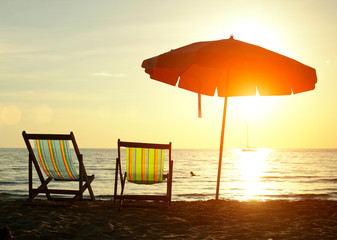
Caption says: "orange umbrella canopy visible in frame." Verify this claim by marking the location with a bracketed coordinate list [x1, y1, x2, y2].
[141, 36, 317, 200]
[142, 36, 317, 97]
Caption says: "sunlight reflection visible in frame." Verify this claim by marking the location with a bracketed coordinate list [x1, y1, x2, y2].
[1, 105, 21, 126]
[232, 148, 272, 200]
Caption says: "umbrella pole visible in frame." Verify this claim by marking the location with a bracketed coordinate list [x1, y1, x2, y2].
[215, 96, 228, 200]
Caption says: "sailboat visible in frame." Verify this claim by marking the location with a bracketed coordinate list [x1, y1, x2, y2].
[242, 125, 257, 152]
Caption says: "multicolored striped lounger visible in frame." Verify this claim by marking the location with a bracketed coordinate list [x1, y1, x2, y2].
[22, 131, 95, 202]
[114, 139, 173, 208]
[126, 147, 164, 184]
[34, 139, 79, 181]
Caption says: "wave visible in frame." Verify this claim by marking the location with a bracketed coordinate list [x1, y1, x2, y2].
[294, 178, 337, 184]
[0, 181, 22, 185]
[260, 175, 317, 180]
[278, 193, 331, 200]
[175, 193, 211, 200]
[233, 193, 332, 201]
[317, 178, 337, 183]
[0, 192, 27, 200]
[95, 194, 114, 200]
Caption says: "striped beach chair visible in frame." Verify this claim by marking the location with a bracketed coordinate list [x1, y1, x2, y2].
[114, 139, 173, 207]
[22, 131, 95, 202]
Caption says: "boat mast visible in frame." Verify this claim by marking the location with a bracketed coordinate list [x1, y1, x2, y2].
[247, 125, 249, 148]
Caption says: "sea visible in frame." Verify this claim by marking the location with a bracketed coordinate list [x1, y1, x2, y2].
[1, 148, 337, 202]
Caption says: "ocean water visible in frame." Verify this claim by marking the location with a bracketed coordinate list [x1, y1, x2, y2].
[1, 148, 337, 201]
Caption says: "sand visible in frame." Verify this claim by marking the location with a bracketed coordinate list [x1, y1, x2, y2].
[1, 199, 337, 239]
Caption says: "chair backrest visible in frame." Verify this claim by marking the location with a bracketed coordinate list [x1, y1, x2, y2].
[23, 132, 81, 181]
[118, 140, 172, 184]
[34, 139, 79, 180]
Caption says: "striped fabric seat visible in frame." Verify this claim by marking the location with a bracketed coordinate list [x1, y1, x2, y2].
[34, 139, 79, 181]
[126, 147, 164, 184]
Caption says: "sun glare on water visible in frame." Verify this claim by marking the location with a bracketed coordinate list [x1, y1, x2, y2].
[232, 148, 272, 201]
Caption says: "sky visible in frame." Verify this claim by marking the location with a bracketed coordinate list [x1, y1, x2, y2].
[0, 0, 336, 149]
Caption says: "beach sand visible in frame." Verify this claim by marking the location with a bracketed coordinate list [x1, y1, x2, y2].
[1, 199, 337, 239]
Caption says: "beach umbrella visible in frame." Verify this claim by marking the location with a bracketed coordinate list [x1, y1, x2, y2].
[141, 35, 317, 200]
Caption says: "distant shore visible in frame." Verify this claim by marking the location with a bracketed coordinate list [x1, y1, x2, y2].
[1, 199, 337, 239]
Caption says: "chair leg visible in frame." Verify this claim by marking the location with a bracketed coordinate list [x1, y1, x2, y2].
[119, 172, 127, 210]
[167, 160, 173, 206]
[78, 154, 95, 201]
[82, 175, 95, 200]
[114, 158, 119, 205]
[28, 153, 53, 201]
[79, 155, 84, 200]
[27, 177, 53, 201]
[29, 155, 33, 199]
[87, 178, 95, 201]
[82, 173, 95, 201]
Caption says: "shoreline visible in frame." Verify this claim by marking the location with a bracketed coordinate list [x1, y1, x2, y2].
[1, 199, 337, 239]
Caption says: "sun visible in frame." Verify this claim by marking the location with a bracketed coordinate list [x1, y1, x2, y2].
[243, 95, 262, 120]
[233, 94, 266, 122]
[212, 18, 289, 57]
[205, 17, 291, 124]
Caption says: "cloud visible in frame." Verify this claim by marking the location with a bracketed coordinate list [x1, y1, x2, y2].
[1, 105, 22, 126]
[91, 72, 125, 78]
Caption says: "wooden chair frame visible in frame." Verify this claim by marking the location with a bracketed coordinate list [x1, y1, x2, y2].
[22, 131, 95, 202]
[114, 139, 173, 207]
